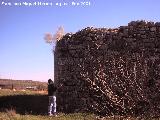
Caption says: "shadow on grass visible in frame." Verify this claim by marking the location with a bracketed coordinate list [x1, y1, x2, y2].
[0, 95, 48, 115]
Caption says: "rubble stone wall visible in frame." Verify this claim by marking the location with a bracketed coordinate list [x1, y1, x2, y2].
[54, 20, 160, 117]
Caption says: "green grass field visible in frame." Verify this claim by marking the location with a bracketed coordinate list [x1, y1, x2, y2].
[0, 89, 160, 120]
[2, 111, 160, 120]
[0, 89, 47, 96]
[0, 111, 96, 120]
[0, 89, 97, 120]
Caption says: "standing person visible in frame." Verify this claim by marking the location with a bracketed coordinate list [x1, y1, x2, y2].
[48, 79, 57, 116]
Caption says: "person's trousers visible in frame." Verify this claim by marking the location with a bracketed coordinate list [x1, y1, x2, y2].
[48, 96, 56, 115]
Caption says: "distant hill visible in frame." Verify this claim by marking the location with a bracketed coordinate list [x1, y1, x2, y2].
[0, 79, 47, 90]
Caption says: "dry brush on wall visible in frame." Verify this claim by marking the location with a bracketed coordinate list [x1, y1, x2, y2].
[54, 20, 160, 117]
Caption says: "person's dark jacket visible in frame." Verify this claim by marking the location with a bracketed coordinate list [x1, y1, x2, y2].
[48, 83, 57, 96]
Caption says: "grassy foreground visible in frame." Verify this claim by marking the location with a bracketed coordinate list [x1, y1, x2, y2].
[1, 89, 160, 120]
[0, 111, 150, 120]
[0, 111, 96, 120]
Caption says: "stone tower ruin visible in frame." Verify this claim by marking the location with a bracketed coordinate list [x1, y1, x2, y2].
[54, 20, 160, 117]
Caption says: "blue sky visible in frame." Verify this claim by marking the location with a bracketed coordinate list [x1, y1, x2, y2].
[0, 0, 160, 82]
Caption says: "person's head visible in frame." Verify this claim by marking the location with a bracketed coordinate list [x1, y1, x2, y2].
[48, 79, 53, 84]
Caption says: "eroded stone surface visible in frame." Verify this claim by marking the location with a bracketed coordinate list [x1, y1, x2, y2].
[54, 20, 160, 117]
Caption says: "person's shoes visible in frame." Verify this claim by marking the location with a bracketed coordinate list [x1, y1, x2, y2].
[53, 112, 57, 117]
[49, 114, 53, 116]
